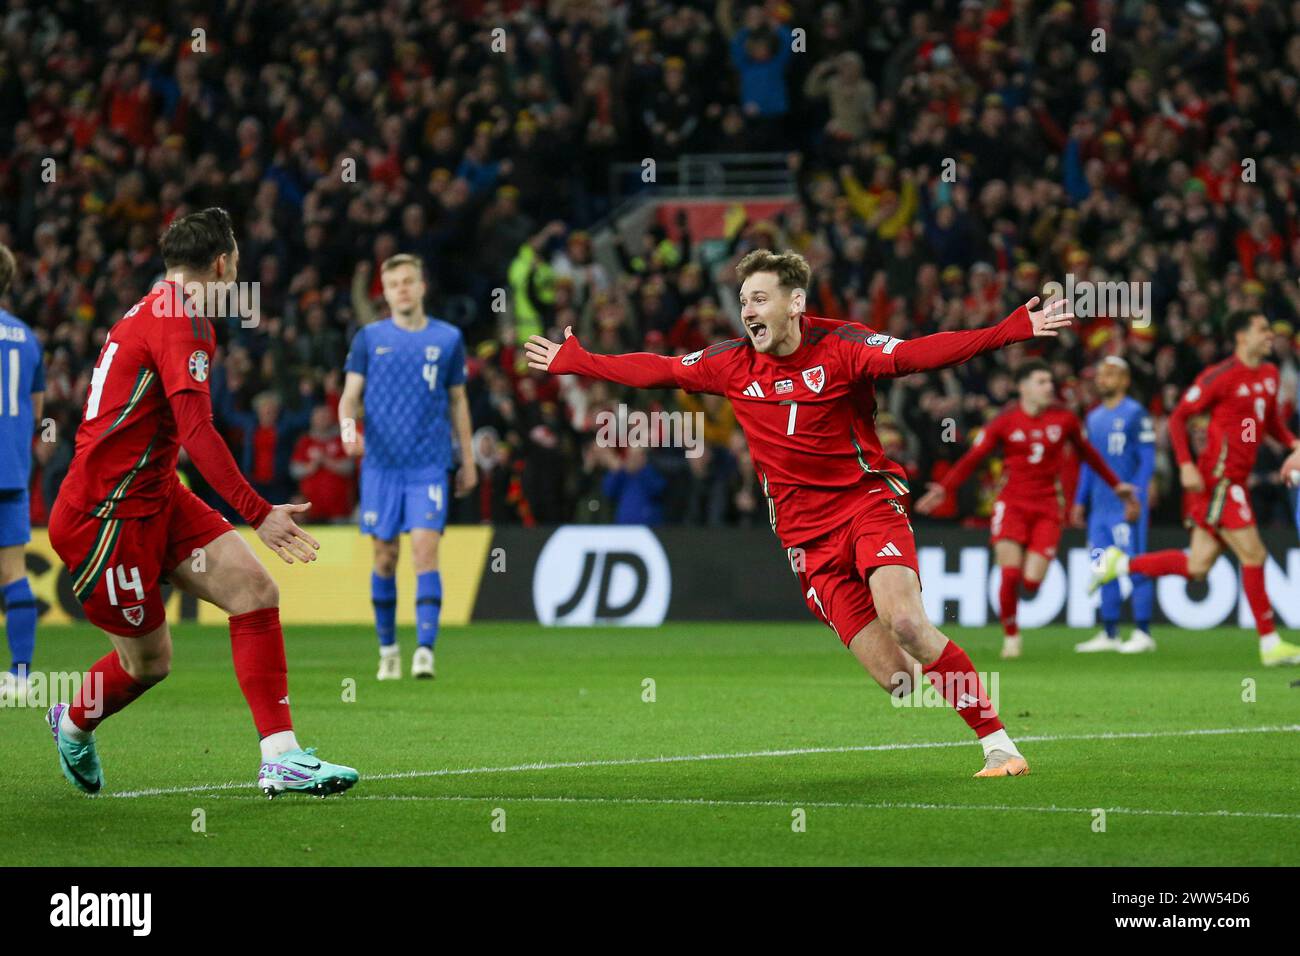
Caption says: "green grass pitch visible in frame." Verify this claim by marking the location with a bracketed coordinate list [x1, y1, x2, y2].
[4, 622, 1298, 866]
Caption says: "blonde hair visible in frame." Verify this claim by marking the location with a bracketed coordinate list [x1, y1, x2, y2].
[381, 253, 423, 275]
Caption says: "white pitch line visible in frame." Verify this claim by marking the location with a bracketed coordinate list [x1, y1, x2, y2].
[107, 724, 1300, 800]
[202, 792, 1300, 822]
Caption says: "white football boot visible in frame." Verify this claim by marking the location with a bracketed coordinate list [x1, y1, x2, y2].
[1075, 631, 1122, 653]
[377, 645, 401, 680]
[1000, 635, 1023, 659]
[1118, 629, 1157, 654]
[412, 646, 436, 680]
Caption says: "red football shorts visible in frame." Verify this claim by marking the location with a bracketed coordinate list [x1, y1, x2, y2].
[49, 483, 234, 636]
[792, 490, 919, 647]
[989, 496, 1063, 559]
[1184, 476, 1255, 537]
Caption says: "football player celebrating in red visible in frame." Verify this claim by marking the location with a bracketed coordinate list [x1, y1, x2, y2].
[526, 249, 1075, 778]
[916, 362, 1138, 659]
[1092, 311, 1300, 666]
[46, 208, 358, 797]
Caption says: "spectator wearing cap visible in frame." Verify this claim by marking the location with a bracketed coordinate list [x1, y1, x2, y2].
[623, 29, 665, 146]
[508, 112, 568, 223]
[642, 57, 702, 159]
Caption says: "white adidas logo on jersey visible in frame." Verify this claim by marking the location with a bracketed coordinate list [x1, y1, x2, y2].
[742, 381, 765, 398]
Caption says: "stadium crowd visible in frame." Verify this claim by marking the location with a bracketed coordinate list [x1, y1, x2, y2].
[3, 0, 1300, 531]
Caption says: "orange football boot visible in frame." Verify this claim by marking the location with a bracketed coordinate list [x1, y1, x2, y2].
[974, 749, 1030, 777]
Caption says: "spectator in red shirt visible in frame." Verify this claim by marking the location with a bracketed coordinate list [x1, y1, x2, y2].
[290, 406, 356, 523]
[1236, 213, 1284, 280]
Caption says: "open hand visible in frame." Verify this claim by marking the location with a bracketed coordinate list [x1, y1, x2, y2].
[1024, 295, 1074, 337]
[256, 503, 320, 564]
[525, 326, 574, 373]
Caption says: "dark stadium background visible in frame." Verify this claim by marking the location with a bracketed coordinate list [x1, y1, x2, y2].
[3, 0, 1299, 534]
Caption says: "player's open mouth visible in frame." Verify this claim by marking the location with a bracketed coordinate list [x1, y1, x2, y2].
[747, 322, 768, 344]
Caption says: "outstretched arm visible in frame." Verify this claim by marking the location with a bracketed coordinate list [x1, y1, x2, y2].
[856, 298, 1073, 379]
[526, 327, 722, 393]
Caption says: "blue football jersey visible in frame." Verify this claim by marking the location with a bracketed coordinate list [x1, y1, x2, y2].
[344, 317, 466, 478]
[0, 309, 44, 491]
[1076, 396, 1154, 514]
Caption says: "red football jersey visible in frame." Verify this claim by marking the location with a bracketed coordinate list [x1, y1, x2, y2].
[1169, 357, 1296, 485]
[553, 307, 1035, 547]
[60, 281, 217, 519]
[940, 403, 1120, 509]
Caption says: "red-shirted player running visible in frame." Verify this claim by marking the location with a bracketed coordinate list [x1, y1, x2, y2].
[1092, 311, 1300, 666]
[45, 208, 358, 797]
[526, 249, 1077, 778]
[915, 361, 1137, 659]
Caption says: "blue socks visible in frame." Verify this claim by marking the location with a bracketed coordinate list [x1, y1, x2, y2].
[1099, 578, 1122, 639]
[372, 571, 442, 650]
[1131, 571, 1154, 633]
[416, 571, 441, 649]
[3, 577, 36, 675]
[1098, 563, 1153, 637]
[371, 573, 397, 647]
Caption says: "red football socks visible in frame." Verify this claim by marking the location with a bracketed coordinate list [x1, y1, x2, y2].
[1241, 564, 1275, 637]
[998, 565, 1021, 637]
[67, 651, 154, 732]
[230, 607, 294, 737]
[1130, 550, 1189, 578]
[924, 640, 1004, 738]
